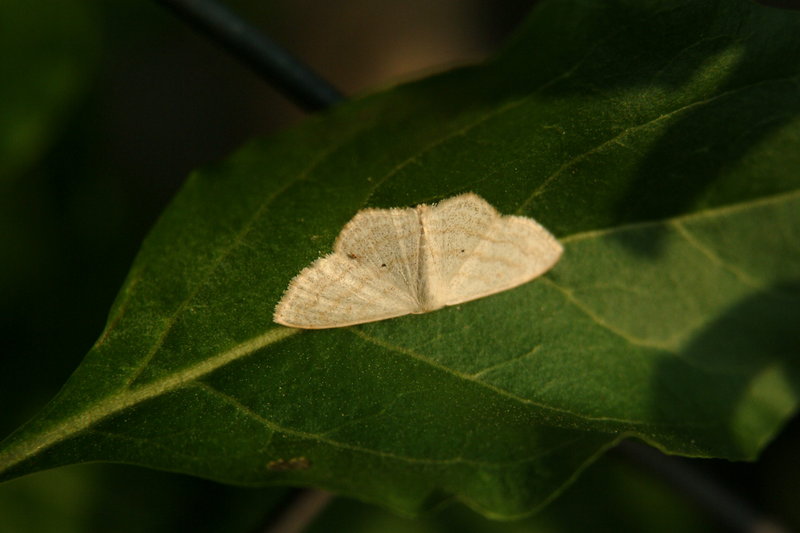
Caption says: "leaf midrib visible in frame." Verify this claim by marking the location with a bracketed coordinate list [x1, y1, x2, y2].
[4, 30, 799, 478]
[108, 36, 800, 397]
[5, 186, 793, 478]
[117, 138, 361, 388]
[0, 327, 297, 476]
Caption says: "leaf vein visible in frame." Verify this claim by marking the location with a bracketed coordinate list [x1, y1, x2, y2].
[540, 278, 678, 351]
[470, 345, 542, 379]
[561, 188, 800, 243]
[0, 328, 298, 476]
[516, 72, 800, 214]
[349, 329, 672, 429]
[194, 381, 569, 468]
[122, 140, 356, 388]
[670, 220, 764, 289]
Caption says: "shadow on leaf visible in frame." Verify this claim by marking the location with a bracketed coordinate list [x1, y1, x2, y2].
[650, 280, 800, 458]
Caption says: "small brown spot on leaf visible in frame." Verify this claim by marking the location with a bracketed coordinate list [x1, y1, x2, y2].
[267, 456, 311, 472]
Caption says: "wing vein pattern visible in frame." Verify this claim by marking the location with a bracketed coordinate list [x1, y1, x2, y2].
[274, 193, 562, 328]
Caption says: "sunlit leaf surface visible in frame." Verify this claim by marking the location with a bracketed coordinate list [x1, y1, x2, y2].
[1, 0, 798, 518]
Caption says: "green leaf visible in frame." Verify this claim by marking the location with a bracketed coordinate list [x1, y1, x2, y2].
[2, 0, 799, 518]
[307, 454, 714, 533]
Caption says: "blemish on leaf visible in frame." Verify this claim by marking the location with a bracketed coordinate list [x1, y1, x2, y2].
[267, 456, 311, 472]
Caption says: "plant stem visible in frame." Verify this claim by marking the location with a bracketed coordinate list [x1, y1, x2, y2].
[615, 440, 793, 533]
[259, 489, 334, 533]
[154, 0, 345, 112]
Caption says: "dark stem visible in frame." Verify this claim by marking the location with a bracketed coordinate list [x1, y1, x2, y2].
[258, 489, 334, 533]
[615, 440, 793, 533]
[155, 0, 345, 112]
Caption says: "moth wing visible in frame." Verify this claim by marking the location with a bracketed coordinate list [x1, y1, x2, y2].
[274, 254, 420, 329]
[275, 207, 423, 328]
[445, 214, 563, 306]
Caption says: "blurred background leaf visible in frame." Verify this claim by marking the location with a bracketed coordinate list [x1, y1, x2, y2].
[0, 0, 99, 182]
[0, 463, 288, 533]
[0, 454, 715, 533]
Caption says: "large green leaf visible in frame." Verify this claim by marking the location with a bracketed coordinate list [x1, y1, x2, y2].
[1, 0, 799, 518]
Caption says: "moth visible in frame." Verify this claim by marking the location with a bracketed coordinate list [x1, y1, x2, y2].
[274, 193, 562, 329]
